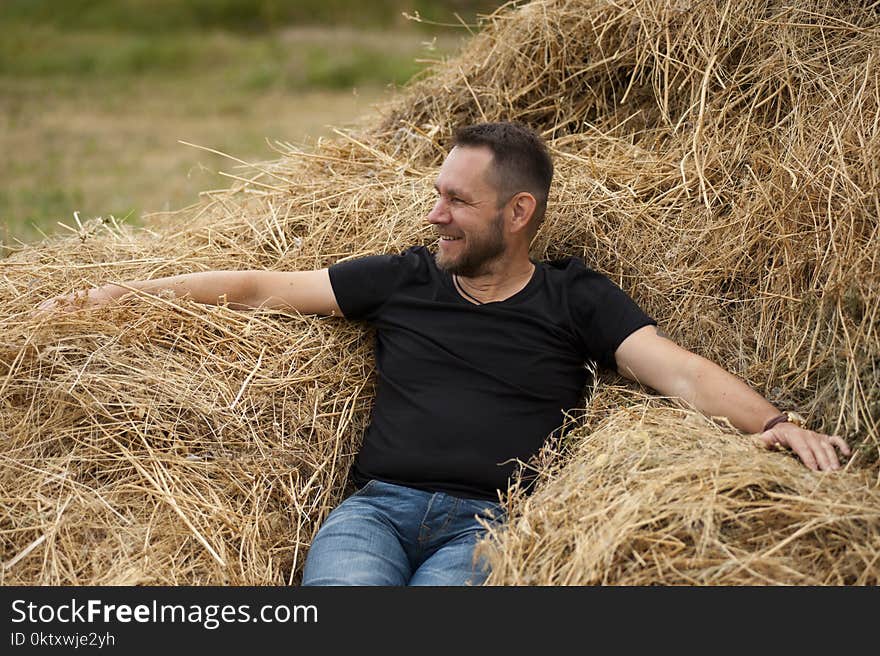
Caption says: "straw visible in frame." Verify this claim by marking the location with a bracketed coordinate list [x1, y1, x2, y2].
[2, 0, 877, 585]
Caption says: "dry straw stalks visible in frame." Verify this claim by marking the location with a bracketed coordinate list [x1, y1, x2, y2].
[2, 0, 878, 585]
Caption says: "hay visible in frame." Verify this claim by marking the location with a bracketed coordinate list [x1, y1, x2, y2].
[477, 401, 880, 585]
[2, 0, 878, 585]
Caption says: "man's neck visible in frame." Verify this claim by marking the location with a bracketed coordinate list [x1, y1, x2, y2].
[454, 255, 535, 304]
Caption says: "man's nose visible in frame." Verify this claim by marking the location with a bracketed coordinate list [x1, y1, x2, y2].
[427, 198, 449, 224]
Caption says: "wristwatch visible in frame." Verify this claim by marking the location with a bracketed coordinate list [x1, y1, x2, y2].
[762, 411, 805, 432]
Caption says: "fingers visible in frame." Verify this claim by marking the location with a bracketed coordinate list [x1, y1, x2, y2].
[828, 434, 851, 456]
[34, 289, 99, 315]
[761, 426, 851, 472]
[814, 435, 840, 471]
[804, 430, 851, 471]
[37, 297, 58, 311]
[33, 297, 64, 317]
[34, 295, 73, 316]
[788, 437, 820, 472]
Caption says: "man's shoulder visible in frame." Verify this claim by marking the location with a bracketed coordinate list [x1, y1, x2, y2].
[399, 244, 434, 274]
[401, 244, 432, 261]
[373, 244, 432, 265]
[374, 244, 436, 284]
[539, 255, 608, 283]
[327, 245, 435, 319]
[332, 245, 431, 270]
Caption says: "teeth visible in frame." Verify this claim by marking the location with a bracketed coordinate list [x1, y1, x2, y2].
[440, 236, 461, 241]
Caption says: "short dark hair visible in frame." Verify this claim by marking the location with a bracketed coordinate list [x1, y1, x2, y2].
[453, 122, 554, 227]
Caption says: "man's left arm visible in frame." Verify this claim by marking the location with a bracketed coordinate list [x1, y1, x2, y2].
[614, 325, 851, 471]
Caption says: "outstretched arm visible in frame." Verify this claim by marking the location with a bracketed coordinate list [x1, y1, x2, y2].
[613, 325, 850, 471]
[37, 269, 344, 317]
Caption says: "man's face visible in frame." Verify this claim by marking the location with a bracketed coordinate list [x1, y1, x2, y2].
[428, 146, 507, 277]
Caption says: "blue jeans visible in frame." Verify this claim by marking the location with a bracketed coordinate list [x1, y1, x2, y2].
[301, 479, 505, 586]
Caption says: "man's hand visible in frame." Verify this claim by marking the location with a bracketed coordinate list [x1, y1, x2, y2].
[758, 422, 851, 472]
[616, 325, 853, 473]
[36, 286, 121, 315]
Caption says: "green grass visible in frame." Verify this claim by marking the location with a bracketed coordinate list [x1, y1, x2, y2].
[0, 28, 466, 246]
[0, 1, 502, 247]
[0, 26, 434, 87]
[0, 0, 502, 32]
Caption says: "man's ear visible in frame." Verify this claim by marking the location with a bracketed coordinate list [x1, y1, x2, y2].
[507, 192, 537, 234]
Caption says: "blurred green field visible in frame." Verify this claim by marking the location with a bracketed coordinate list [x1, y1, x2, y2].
[1, 0, 501, 31]
[0, 0, 502, 249]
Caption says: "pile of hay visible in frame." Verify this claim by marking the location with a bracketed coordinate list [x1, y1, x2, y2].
[2, 0, 878, 585]
[478, 398, 880, 585]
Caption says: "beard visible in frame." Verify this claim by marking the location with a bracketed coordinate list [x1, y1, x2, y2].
[434, 211, 506, 277]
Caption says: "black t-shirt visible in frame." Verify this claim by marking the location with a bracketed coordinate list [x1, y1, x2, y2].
[328, 245, 655, 500]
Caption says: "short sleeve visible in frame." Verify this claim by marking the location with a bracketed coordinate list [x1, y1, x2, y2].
[328, 248, 422, 321]
[568, 263, 656, 371]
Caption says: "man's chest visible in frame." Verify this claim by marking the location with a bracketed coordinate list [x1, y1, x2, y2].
[372, 301, 588, 397]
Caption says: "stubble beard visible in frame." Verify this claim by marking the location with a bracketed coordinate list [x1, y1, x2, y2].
[435, 211, 506, 278]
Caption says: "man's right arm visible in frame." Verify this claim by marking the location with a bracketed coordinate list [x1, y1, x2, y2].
[37, 269, 344, 317]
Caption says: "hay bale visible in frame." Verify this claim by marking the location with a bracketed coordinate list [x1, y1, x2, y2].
[477, 403, 880, 585]
[2, 0, 878, 584]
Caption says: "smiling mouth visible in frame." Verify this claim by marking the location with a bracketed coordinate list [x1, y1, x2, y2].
[439, 235, 462, 241]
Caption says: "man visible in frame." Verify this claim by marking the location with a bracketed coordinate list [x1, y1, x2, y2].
[39, 122, 850, 586]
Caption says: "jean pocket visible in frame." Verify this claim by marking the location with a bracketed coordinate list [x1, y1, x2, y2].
[468, 500, 505, 525]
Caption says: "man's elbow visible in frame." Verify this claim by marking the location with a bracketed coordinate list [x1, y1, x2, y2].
[216, 271, 261, 308]
[626, 348, 704, 405]
[667, 352, 715, 408]
[616, 329, 701, 402]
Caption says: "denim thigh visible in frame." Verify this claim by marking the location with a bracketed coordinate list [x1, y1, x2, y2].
[301, 480, 413, 586]
[301, 480, 504, 586]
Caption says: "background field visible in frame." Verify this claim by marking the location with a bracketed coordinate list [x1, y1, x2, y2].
[0, 0, 503, 249]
